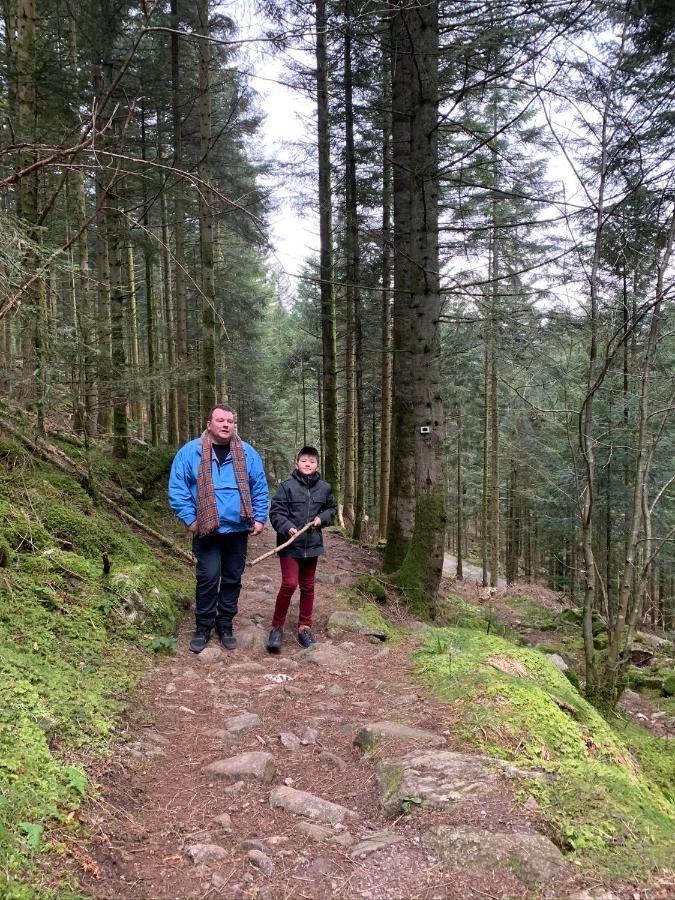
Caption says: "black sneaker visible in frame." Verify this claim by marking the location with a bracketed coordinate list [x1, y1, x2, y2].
[189, 625, 211, 653]
[217, 626, 237, 651]
[297, 628, 316, 649]
[267, 627, 283, 652]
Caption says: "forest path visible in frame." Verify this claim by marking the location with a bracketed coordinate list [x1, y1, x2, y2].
[63, 531, 583, 899]
[443, 553, 507, 587]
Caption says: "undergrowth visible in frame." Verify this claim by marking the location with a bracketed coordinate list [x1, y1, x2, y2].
[416, 627, 675, 880]
[0, 436, 190, 896]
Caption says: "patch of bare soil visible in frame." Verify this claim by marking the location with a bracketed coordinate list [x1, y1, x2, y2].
[49, 533, 655, 899]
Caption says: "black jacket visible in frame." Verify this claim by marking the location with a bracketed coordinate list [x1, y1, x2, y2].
[269, 470, 337, 558]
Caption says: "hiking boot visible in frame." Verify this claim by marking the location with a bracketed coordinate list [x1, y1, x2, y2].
[217, 625, 237, 651]
[297, 628, 316, 649]
[266, 627, 283, 652]
[189, 625, 211, 653]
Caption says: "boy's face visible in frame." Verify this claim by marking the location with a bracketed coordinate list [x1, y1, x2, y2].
[296, 454, 319, 476]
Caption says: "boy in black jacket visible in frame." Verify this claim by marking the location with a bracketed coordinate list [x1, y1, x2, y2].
[267, 447, 337, 651]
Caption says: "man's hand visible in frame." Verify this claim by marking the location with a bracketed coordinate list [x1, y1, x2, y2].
[310, 516, 321, 528]
[250, 521, 264, 536]
[187, 521, 199, 535]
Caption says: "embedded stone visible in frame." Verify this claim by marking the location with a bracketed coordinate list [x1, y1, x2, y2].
[350, 831, 405, 859]
[204, 752, 275, 783]
[423, 826, 567, 886]
[546, 653, 569, 672]
[375, 749, 540, 815]
[195, 646, 223, 664]
[326, 610, 387, 641]
[354, 721, 444, 753]
[225, 712, 261, 735]
[270, 786, 356, 825]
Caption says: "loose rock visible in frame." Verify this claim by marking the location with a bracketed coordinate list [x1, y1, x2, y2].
[279, 731, 302, 750]
[187, 843, 228, 866]
[213, 813, 232, 832]
[246, 849, 274, 876]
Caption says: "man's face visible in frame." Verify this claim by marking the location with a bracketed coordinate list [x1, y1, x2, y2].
[295, 454, 319, 476]
[207, 409, 236, 444]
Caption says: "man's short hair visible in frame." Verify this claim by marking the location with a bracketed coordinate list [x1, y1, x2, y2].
[207, 404, 235, 421]
[297, 445, 319, 461]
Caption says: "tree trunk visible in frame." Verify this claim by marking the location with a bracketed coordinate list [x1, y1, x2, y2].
[393, 0, 446, 614]
[171, 0, 189, 441]
[314, 0, 340, 495]
[197, 0, 217, 416]
[126, 244, 144, 438]
[383, 0, 415, 572]
[378, 39, 393, 540]
[456, 402, 464, 580]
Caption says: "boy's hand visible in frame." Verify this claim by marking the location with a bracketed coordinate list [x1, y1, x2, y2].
[310, 516, 321, 528]
[289, 527, 298, 536]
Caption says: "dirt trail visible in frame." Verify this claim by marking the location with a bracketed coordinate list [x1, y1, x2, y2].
[58, 532, 587, 899]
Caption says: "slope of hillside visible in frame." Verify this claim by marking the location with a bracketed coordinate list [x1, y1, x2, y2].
[0, 427, 191, 897]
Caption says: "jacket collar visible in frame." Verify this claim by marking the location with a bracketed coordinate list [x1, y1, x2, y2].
[292, 469, 320, 488]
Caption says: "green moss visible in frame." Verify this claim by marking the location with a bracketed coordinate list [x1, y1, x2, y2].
[663, 674, 675, 697]
[352, 574, 387, 602]
[501, 595, 558, 630]
[394, 487, 445, 616]
[437, 593, 489, 629]
[415, 627, 675, 878]
[0, 440, 192, 893]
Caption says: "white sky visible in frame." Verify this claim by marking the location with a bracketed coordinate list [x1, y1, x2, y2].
[226, 0, 318, 290]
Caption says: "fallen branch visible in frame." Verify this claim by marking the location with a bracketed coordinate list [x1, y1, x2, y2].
[248, 522, 312, 567]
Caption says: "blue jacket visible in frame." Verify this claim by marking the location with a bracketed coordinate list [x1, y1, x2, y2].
[168, 439, 269, 533]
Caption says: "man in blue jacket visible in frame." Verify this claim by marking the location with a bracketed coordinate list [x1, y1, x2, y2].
[168, 405, 269, 653]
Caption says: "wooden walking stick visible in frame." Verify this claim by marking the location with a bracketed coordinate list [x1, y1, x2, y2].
[248, 521, 313, 567]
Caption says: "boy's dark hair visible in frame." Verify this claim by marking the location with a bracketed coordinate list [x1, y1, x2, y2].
[207, 404, 235, 420]
[296, 446, 319, 461]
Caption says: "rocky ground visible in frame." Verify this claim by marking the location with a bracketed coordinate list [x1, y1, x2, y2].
[53, 531, 666, 900]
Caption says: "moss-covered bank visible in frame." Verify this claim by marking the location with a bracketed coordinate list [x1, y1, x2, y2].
[416, 627, 675, 880]
[0, 436, 190, 896]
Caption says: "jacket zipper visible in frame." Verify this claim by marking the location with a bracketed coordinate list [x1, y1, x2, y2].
[304, 484, 311, 557]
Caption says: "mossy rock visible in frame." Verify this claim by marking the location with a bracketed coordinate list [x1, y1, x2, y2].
[415, 627, 675, 878]
[560, 608, 582, 625]
[663, 674, 675, 697]
[627, 668, 665, 692]
[353, 574, 387, 603]
[593, 633, 608, 650]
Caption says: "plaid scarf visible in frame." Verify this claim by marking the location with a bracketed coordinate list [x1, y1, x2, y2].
[196, 431, 255, 538]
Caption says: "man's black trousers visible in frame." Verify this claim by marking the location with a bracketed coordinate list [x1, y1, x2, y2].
[192, 531, 248, 630]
